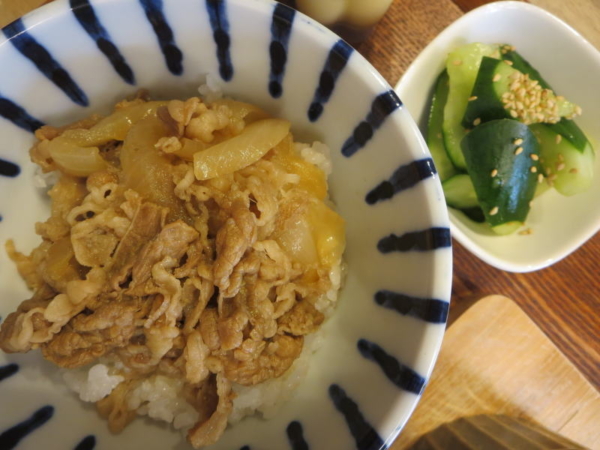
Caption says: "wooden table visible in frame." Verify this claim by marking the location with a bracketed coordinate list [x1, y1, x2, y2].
[1, 0, 599, 412]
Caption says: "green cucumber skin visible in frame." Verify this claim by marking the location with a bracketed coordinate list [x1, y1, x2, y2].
[531, 124, 595, 196]
[461, 119, 540, 230]
[427, 70, 457, 181]
[460, 207, 486, 223]
[502, 50, 550, 89]
[442, 174, 478, 209]
[443, 43, 499, 169]
[462, 57, 514, 128]
[543, 119, 590, 152]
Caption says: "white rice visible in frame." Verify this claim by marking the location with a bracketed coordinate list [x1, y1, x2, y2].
[296, 141, 333, 176]
[197, 73, 224, 103]
[63, 363, 124, 403]
[33, 166, 59, 189]
[127, 374, 198, 430]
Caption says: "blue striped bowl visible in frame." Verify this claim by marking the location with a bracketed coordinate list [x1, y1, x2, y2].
[0, 1, 452, 449]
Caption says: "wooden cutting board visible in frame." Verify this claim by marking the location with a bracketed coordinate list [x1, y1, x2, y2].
[391, 295, 600, 449]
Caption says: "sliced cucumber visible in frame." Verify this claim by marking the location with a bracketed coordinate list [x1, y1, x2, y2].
[463, 57, 579, 127]
[544, 118, 590, 151]
[501, 47, 550, 89]
[501, 48, 590, 151]
[461, 119, 541, 235]
[443, 43, 500, 169]
[502, 47, 595, 196]
[427, 70, 456, 181]
[433, 42, 594, 216]
[443, 174, 478, 209]
[460, 207, 486, 223]
[530, 123, 595, 196]
[461, 57, 514, 127]
[445, 168, 548, 225]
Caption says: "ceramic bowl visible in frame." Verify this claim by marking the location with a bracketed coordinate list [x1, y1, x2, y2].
[395, 1, 600, 272]
[0, 0, 451, 449]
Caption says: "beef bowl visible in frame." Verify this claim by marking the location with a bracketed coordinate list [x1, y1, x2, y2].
[0, 0, 451, 448]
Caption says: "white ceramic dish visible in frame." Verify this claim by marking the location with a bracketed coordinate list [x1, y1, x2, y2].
[0, 0, 451, 449]
[395, 1, 600, 273]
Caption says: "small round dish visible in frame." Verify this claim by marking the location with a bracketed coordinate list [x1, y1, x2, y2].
[0, 0, 451, 449]
[395, 1, 600, 273]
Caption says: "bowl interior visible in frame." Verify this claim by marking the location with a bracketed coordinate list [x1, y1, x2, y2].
[0, 0, 451, 448]
[395, 1, 600, 272]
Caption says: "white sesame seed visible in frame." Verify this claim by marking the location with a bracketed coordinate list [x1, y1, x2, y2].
[491, 169, 498, 177]
[510, 110, 518, 118]
[569, 168, 578, 174]
[530, 154, 539, 161]
[504, 60, 514, 66]
[556, 163, 566, 171]
[557, 153, 564, 161]
[489, 206, 499, 216]
[473, 118, 481, 126]
[468, 96, 478, 101]
[514, 138, 524, 145]
[453, 59, 463, 66]
[493, 74, 502, 82]
[537, 173, 544, 183]
[515, 147, 524, 155]
[530, 166, 537, 173]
